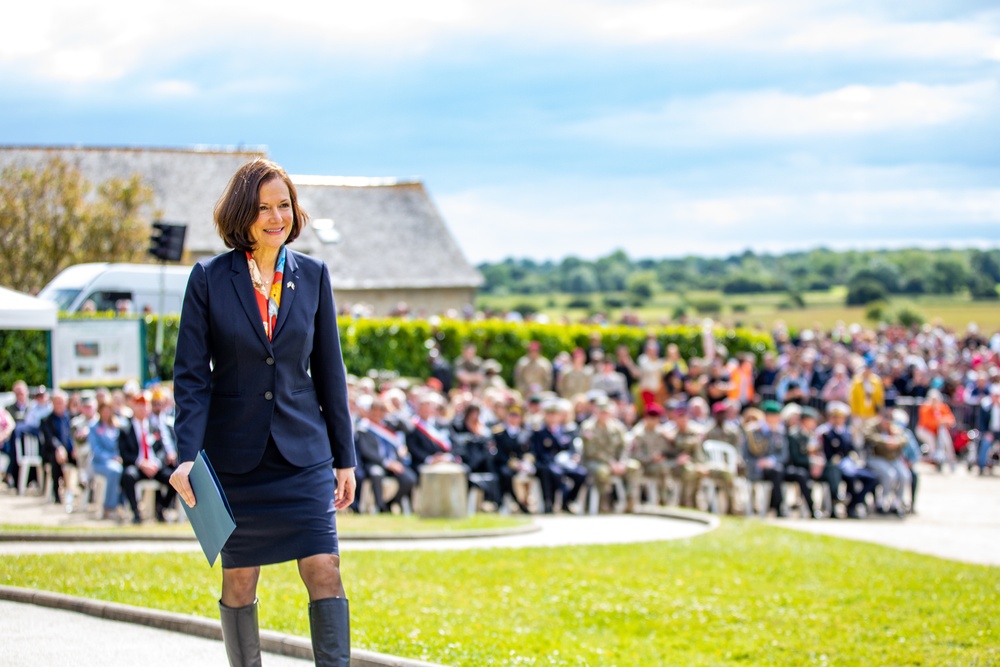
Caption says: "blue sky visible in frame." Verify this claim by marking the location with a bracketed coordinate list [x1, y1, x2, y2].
[2, 0, 999, 262]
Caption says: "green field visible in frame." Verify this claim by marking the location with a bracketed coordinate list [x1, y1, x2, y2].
[479, 289, 1000, 332]
[3, 520, 997, 666]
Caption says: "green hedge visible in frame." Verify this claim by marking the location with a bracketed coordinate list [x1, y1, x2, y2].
[338, 319, 774, 382]
[0, 330, 49, 391]
[7, 317, 774, 389]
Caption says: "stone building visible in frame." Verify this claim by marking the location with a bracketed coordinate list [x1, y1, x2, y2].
[0, 145, 482, 315]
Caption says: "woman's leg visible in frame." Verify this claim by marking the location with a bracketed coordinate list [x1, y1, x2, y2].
[222, 567, 260, 608]
[298, 554, 345, 601]
[299, 554, 350, 667]
[93, 460, 122, 513]
[220, 567, 262, 667]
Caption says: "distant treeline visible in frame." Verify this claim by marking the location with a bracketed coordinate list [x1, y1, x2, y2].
[477, 247, 1000, 304]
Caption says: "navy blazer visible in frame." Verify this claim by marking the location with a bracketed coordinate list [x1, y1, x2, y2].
[173, 249, 356, 474]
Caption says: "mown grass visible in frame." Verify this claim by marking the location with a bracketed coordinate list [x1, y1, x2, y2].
[0, 513, 530, 536]
[2, 520, 997, 666]
[479, 290, 1000, 331]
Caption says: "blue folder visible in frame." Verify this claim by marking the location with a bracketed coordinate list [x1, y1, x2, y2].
[182, 451, 236, 567]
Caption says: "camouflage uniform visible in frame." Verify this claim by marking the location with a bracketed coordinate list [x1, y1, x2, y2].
[580, 416, 642, 505]
[514, 356, 554, 397]
[703, 421, 741, 514]
[668, 422, 708, 508]
[629, 422, 673, 481]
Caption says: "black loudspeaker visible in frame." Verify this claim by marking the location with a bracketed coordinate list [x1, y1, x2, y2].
[148, 222, 187, 262]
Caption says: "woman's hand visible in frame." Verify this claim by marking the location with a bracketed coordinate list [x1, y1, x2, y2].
[170, 461, 197, 508]
[334, 467, 356, 510]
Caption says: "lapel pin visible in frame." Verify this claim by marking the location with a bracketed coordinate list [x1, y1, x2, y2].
[287, 281, 295, 290]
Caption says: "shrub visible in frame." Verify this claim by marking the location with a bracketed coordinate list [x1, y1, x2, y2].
[510, 302, 539, 316]
[865, 302, 888, 323]
[14, 316, 776, 391]
[895, 307, 925, 328]
[688, 299, 722, 314]
[566, 297, 592, 309]
[0, 330, 49, 390]
[731, 303, 748, 313]
[602, 295, 627, 309]
[846, 279, 889, 306]
[338, 319, 775, 381]
[969, 276, 999, 301]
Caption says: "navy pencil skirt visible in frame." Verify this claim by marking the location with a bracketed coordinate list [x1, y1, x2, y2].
[216, 435, 338, 569]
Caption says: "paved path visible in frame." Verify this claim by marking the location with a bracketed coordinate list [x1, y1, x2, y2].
[768, 462, 1000, 566]
[2, 599, 313, 666]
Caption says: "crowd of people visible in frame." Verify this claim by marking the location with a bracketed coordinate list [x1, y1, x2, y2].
[1, 381, 179, 522]
[348, 319, 1000, 519]
[3, 319, 999, 521]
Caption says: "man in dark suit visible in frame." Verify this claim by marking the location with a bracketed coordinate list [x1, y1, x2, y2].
[406, 393, 455, 473]
[120, 392, 177, 523]
[40, 389, 76, 506]
[492, 403, 534, 514]
[356, 398, 416, 512]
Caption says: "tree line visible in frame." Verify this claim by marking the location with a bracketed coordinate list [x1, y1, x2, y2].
[478, 247, 1000, 305]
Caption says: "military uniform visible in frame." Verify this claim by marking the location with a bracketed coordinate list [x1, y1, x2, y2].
[742, 424, 786, 514]
[530, 422, 586, 513]
[514, 356, 554, 397]
[557, 367, 593, 399]
[704, 421, 742, 514]
[864, 419, 910, 515]
[817, 421, 878, 518]
[580, 416, 641, 509]
[629, 421, 672, 489]
[667, 421, 708, 508]
[784, 427, 817, 517]
[493, 422, 534, 513]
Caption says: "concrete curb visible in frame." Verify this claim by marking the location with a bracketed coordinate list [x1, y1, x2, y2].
[0, 585, 446, 667]
[0, 522, 541, 544]
[633, 505, 722, 531]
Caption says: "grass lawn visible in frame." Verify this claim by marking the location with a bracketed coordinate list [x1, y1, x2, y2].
[479, 290, 1000, 332]
[0, 513, 530, 537]
[2, 520, 997, 666]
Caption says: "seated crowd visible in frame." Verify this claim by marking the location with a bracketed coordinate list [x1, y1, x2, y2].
[1, 381, 180, 523]
[345, 320, 1000, 518]
[3, 320, 998, 521]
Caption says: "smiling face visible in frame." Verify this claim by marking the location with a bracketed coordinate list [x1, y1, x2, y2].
[250, 177, 293, 253]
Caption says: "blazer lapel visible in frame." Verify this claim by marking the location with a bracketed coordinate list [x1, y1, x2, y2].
[230, 250, 273, 352]
[271, 249, 297, 341]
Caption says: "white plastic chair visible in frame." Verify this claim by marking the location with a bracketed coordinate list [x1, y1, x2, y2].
[467, 472, 497, 515]
[586, 476, 627, 515]
[134, 479, 162, 522]
[15, 432, 45, 497]
[702, 440, 740, 514]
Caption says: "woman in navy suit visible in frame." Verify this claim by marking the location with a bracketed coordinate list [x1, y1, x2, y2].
[170, 158, 356, 667]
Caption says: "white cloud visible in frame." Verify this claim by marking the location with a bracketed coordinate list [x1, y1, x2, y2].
[3, 1, 998, 84]
[147, 80, 199, 98]
[438, 179, 1000, 262]
[567, 80, 998, 147]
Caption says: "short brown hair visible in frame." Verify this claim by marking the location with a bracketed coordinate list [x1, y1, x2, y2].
[214, 158, 308, 252]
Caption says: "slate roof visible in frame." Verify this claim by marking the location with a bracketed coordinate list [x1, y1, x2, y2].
[0, 146, 481, 290]
[292, 176, 483, 289]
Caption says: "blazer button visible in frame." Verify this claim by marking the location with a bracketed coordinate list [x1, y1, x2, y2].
[266, 357, 275, 365]
[264, 391, 274, 400]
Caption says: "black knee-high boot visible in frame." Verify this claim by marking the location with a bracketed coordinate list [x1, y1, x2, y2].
[309, 597, 351, 666]
[219, 599, 262, 667]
